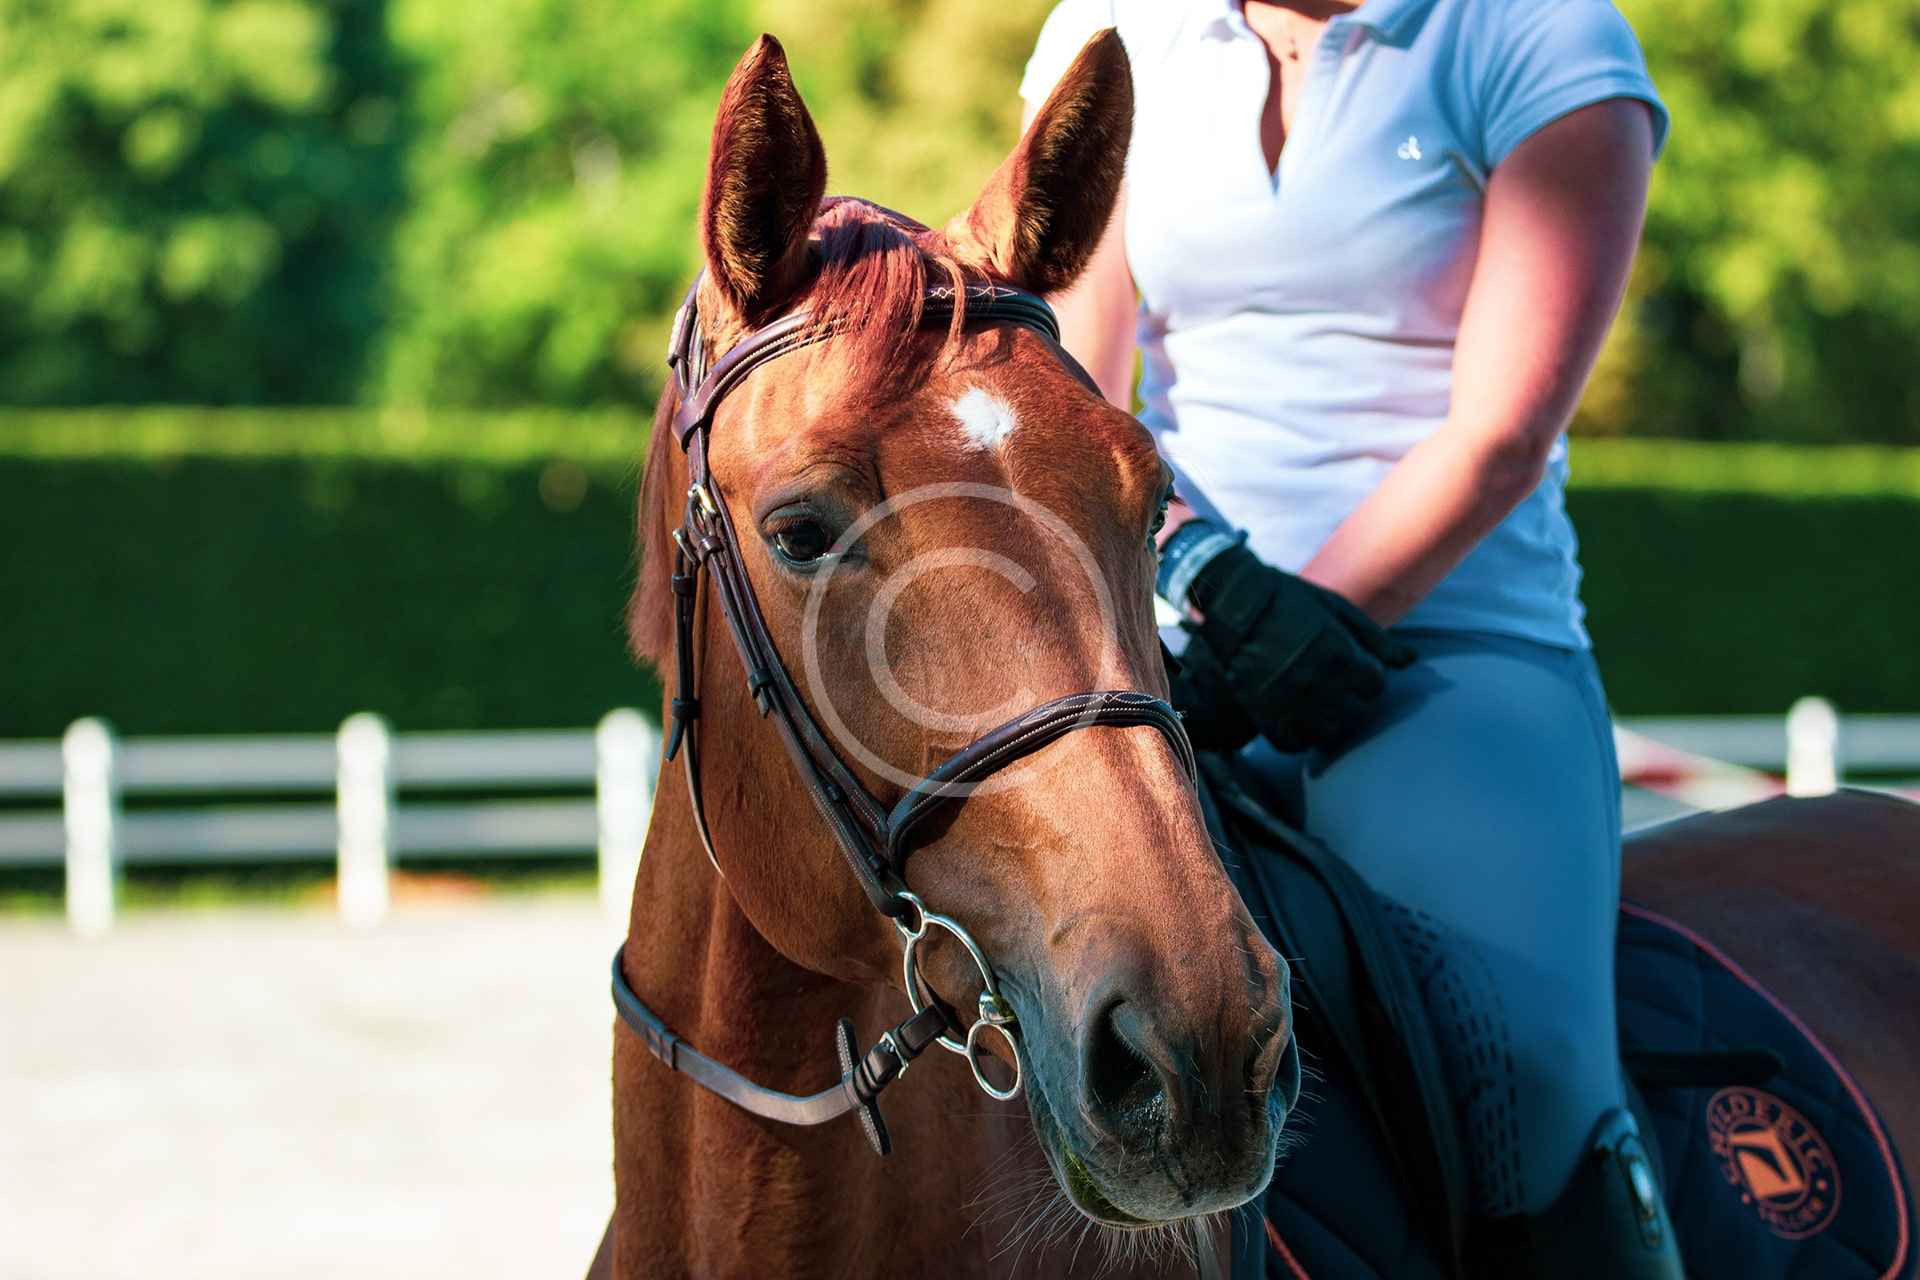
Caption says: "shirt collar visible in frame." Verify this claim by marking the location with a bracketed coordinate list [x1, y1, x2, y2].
[1199, 0, 1440, 46]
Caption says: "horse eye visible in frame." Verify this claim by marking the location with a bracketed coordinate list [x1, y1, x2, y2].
[1147, 483, 1174, 548]
[772, 519, 833, 566]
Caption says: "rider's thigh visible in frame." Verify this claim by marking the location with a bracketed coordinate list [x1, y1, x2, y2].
[1295, 629, 1620, 948]
[1245, 627, 1624, 1216]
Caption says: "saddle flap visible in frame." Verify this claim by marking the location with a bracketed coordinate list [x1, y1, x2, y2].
[1197, 757, 1470, 1279]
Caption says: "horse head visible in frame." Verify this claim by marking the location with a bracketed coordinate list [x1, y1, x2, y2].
[629, 30, 1297, 1240]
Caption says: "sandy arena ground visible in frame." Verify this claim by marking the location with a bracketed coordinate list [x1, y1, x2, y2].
[1, 898, 621, 1280]
[0, 788, 1693, 1280]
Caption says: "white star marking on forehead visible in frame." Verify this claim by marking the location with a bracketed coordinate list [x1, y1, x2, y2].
[948, 386, 1019, 452]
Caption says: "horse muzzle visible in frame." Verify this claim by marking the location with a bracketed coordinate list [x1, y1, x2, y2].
[1018, 944, 1299, 1227]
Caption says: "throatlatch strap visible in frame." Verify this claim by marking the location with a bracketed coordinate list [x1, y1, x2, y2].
[611, 951, 948, 1153]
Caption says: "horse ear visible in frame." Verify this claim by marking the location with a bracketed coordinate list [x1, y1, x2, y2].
[701, 35, 826, 320]
[945, 30, 1132, 295]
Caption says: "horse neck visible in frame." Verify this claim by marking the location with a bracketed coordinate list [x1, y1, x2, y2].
[610, 773, 1208, 1279]
[609, 568, 1198, 1275]
[611, 754, 1048, 1278]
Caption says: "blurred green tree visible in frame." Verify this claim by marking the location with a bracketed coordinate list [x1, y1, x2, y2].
[769, 0, 1054, 224]
[1586, 0, 1920, 443]
[385, 0, 1920, 445]
[376, 0, 752, 407]
[374, 0, 1050, 408]
[6, 0, 1916, 443]
[0, 0, 407, 403]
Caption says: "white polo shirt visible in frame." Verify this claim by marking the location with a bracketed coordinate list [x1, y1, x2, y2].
[1021, 0, 1667, 649]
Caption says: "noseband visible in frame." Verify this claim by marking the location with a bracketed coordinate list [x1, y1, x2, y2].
[612, 268, 1195, 1156]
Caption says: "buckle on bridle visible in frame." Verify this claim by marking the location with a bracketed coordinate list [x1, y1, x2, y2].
[666, 298, 695, 375]
[689, 481, 718, 519]
[878, 1028, 910, 1077]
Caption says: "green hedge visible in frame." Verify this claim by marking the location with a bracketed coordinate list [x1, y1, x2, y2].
[1573, 490, 1920, 716]
[1552, 438, 1920, 715]
[4, 414, 1919, 737]
[0, 412, 654, 737]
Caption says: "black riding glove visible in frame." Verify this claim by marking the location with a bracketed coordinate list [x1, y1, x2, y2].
[1185, 542, 1416, 753]
[1166, 629, 1258, 753]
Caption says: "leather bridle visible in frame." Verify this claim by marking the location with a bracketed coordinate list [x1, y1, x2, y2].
[612, 267, 1196, 1156]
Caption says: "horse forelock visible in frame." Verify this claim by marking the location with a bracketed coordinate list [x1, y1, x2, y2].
[800, 197, 976, 393]
[692, 197, 983, 398]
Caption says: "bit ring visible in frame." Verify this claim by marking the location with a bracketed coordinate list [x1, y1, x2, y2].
[892, 891, 1023, 1100]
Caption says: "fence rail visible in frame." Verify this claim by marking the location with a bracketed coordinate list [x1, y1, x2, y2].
[4, 700, 1915, 935]
[1617, 714, 1920, 774]
[0, 712, 659, 936]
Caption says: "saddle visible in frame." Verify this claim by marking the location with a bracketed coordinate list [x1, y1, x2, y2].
[1196, 757, 1915, 1280]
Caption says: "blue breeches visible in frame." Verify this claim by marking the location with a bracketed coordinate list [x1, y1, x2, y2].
[1241, 628, 1624, 1217]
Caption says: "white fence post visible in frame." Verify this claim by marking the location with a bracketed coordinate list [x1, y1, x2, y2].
[1786, 697, 1840, 798]
[62, 718, 119, 938]
[337, 713, 393, 927]
[596, 709, 658, 921]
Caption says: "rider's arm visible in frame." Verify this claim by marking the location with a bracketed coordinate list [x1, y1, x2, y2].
[1298, 98, 1655, 625]
[1022, 100, 1138, 408]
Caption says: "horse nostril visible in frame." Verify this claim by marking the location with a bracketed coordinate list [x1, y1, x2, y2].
[1272, 1030, 1302, 1112]
[1244, 956, 1294, 1101]
[1086, 999, 1163, 1120]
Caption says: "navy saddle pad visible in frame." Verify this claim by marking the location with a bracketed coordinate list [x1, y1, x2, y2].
[1243, 901, 1915, 1279]
[1617, 902, 1913, 1280]
[1221, 837, 1913, 1278]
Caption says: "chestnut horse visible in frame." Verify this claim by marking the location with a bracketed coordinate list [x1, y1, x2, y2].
[593, 28, 1920, 1280]
[603, 30, 1293, 1280]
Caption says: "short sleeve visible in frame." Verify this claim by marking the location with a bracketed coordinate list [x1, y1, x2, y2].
[1019, 0, 1119, 107]
[1480, 0, 1669, 169]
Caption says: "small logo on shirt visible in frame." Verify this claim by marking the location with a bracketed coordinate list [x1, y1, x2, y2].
[1396, 135, 1424, 161]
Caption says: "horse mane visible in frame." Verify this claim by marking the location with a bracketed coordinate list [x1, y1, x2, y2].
[627, 197, 987, 668]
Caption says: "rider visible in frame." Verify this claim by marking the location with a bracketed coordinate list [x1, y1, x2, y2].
[1021, 0, 1672, 1275]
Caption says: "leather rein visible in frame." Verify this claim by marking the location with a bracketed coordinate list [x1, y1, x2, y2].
[612, 269, 1196, 1156]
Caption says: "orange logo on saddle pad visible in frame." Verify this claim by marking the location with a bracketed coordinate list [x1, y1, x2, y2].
[1706, 1087, 1842, 1239]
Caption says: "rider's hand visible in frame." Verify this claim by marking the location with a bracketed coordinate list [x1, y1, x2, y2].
[1186, 542, 1416, 753]
[1166, 629, 1258, 752]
